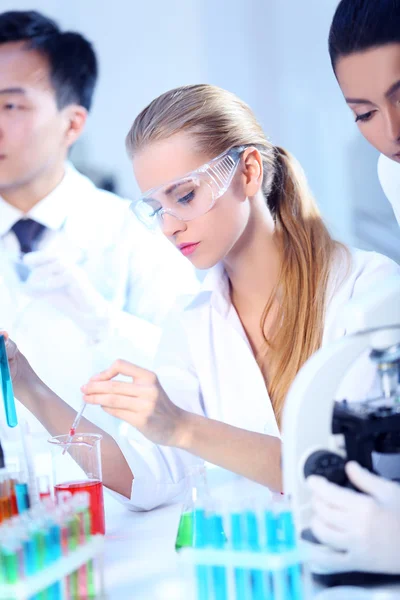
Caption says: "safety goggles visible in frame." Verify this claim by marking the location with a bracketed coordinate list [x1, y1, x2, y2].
[130, 145, 248, 229]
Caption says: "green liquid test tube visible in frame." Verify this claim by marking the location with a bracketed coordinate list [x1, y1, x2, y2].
[3, 548, 19, 585]
[68, 514, 80, 598]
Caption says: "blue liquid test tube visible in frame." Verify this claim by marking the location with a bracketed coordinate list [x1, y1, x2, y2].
[15, 482, 30, 514]
[265, 509, 290, 600]
[23, 532, 36, 577]
[193, 508, 210, 600]
[231, 512, 252, 600]
[209, 513, 228, 600]
[45, 516, 63, 600]
[245, 510, 266, 600]
[279, 511, 304, 600]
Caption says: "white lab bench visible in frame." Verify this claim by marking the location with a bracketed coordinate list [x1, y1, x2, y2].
[102, 493, 400, 600]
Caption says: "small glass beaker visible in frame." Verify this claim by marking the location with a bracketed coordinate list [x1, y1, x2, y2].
[48, 433, 105, 535]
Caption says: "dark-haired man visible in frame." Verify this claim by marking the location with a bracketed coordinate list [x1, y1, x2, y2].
[0, 11, 198, 417]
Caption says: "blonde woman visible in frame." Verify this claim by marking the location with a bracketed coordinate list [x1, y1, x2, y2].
[5, 84, 400, 510]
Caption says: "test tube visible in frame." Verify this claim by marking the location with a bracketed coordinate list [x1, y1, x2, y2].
[230, 511, 252, 600]
[0, 474, 11, 523]
[66, 503, 80, 598]
[265, 508, 291, 600]
[37, 475, 52, 503]
[19, 508, 52, 600]
[9, 476, 18, 516]
[209, 512, 228, 600]
[278, 510, 304, 600]
[73, 492, 93, 599]
[0, 531, 23, 585]
[19, 421, 39, 508]
[192, 507, 210, 600]
[0, 334, 18, 428]
[15, 477, 30, 514]
[245, 509, 266, 600]
[54, 504, 73, 599]
[19, 520, 37, 578]
[56, 504, 72, 557]
[40, 507, 63, 600]
[11, 518, 42, 600]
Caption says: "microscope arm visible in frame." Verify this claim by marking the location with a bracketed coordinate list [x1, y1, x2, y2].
[282, 276, 400, 530]
[282, 332, 369, 528]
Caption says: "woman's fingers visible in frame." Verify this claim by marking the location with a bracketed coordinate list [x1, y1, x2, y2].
[83, 387, 156, 410]
[89, 360, 157, 384]
[84, 393, 153, 412]
[81, 380, 149, 398]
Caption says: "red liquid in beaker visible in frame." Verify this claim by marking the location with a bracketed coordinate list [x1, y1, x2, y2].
[54, 480, 105, 535]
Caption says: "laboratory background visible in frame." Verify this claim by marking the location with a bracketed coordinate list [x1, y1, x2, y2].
[0, 0, 400, 599]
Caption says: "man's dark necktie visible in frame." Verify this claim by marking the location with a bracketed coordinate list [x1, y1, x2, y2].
[11, 218, 46, 255]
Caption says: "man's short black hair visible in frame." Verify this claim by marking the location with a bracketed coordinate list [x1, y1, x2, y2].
[329, 0, 400, 72]
[0, 10, 98, 110]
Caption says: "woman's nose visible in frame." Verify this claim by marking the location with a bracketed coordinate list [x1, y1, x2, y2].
[160, 212, 187, 239]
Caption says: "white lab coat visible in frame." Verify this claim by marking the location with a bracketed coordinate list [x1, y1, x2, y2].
[378, 154, 400, 227]
[116, 247, 400, 511]
[0, 165, 199, 436]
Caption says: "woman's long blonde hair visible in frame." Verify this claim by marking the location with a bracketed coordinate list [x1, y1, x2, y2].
[126, 84, 343, 425]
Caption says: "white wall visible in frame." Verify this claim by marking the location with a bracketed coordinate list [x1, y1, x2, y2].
[2, 0, 400, 260]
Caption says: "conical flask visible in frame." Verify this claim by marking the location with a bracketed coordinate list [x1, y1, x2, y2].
[175, 464, 210, 551]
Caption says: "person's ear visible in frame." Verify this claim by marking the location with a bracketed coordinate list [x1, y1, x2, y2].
[241, 147, 263, 197]
[62, 105, 88, 148]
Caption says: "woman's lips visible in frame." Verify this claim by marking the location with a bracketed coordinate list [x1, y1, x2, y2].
[178, 242, 200, 257]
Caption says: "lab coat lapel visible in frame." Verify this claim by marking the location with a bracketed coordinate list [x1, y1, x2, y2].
[184, 302, 279, 437]
[211, 308, 279, 436]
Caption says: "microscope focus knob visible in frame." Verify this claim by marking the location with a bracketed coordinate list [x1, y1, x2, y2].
[304, 450, 348, 485]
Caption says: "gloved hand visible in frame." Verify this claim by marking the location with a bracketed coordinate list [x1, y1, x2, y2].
[308, 461, 400, 574]
[23, 251, 113, 342]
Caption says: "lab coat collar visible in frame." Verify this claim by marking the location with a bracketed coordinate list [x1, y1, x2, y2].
[185, 263, 232, 318]
[0, 163, 80, 236]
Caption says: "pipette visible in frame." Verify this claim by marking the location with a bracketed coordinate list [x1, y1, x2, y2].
[63, 403, 86, 455]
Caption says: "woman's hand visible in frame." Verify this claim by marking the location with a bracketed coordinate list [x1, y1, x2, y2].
[82, 360, 189, 448]
[0, 331, 25, 384]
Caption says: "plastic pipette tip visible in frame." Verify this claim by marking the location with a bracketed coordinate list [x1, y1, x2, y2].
[63, 403, 86, 455]
[62, 429, 75, 456]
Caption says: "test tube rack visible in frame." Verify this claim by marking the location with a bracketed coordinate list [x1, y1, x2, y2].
[180, 545, 310, 600]
[0, 534, 105, 600]
[177, 504, 312, 600]
[0, 490, 106, 600]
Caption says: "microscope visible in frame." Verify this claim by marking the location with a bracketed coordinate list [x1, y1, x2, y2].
[282, 276, 400, 586]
